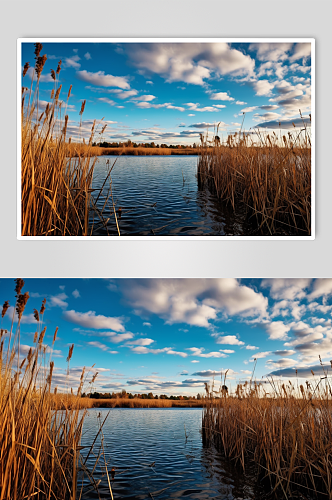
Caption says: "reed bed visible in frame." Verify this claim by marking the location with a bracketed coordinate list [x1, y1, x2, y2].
[76, 397, 202, 409]
[95, 146, 199, 156]
[197, 122, 311, 235]
[202, 369, 332, 499]
[0, 279, 110, 500]
[21, 43, 114, 236]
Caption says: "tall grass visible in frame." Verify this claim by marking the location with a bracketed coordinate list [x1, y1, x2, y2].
[76, 397, 202, 408]
[197, 121, 311, 235]
[202, 368, 332, 499]
[0, 279, 109, 500]
[21, 44, 113, 236]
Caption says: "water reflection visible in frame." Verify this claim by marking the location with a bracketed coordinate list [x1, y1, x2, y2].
[90, 156, 255, 236]
[79, 408, 256, 499]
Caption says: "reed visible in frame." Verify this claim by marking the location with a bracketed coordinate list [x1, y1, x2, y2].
[94, 146, 199, 156]
[202, 367, 332, 499]
[197, 121, 311, 235]
[75, 397, 203, 409]
[0, 279, 108, 500]
[21, 43, 112, 236]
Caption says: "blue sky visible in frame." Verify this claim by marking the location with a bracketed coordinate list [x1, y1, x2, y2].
[1, 278, 331, 396]
[21, 41, 312, 146]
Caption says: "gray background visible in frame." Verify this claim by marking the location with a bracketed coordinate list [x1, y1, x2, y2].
[1, 0, 330, 278]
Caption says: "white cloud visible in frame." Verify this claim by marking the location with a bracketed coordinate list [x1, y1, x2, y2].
[261, 278, 312, 300]
[309, 279, 332, 300]
[76, 70, 130, 89]
[209, 92, 234, 101]
[253, 80, 274, 96]
[245, 345, 259, 350]
[87, 341, 110, 351]
[49, 293, 68, 309]
[98, 97, 116, 106]
[251, 351, 271, 360]
[264, 321, 290, 340]
[64, 55, 81, 69]
[132, 95, 156, 102]
[120, 279, 268, 328]
[63, 310, 125, 332]
[235, 101, 246, 105]
[84, 52, 91, 60]
[215, 335, 244, 346]
[249, 43, 293, 61]
[126, 338, 154, 346]
[187, 347, 228, 358]
[289, 43, 311, 62]
[241, 106, 258, 113]
[126, 43, 255, 85]
[72, 289, 80, 299]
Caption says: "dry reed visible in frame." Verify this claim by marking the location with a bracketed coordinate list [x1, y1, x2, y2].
[197, 121, 311, 235]
[0, 279, 110, 499]
[21, 43, 114, 236]
[202, 367, 332, 499]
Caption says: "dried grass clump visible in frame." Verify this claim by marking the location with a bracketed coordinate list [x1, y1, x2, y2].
[197, 120, 311, 235]
[21, 43, 113, 236]
[202, 367, 332, 499]
[0, 279, 110, 500]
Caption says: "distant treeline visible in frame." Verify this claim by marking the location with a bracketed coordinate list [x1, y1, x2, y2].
[83, 390, 202, 400]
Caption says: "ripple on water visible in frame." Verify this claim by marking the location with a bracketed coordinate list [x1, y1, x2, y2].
[79, 408, 257, 499]
[90, 156, 253, 236]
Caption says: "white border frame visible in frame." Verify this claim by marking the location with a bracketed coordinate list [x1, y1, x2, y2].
[17, 37, 315, 241]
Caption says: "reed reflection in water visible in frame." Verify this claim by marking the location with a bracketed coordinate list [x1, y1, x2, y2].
[90, 156, 253, 236]
[79, 408, 256, 499]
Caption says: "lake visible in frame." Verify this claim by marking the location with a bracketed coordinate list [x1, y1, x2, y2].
[79, 408, 257, 499]
[90, 156, 253, 236]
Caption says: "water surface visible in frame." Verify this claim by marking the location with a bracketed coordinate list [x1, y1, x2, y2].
[79, 408, 257, 499]
[90, 156, 252, 236]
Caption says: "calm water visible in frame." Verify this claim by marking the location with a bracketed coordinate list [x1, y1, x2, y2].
[90, 156, 253, 236]
[79, 408, 257, 499]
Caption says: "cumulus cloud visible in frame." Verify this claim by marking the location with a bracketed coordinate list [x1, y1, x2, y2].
[289, 43, 311, 62]
[249, 43, 293, 61]
[63, 310, 125, 332]
[72, 289, 80, 299]
[98, 97, 116, 106]
[309, 279, 332, 300]
[120, 279, 268, 328]
[215, 335, 245, 346]
[209, 92, 234, 101]
[76, 70, 130, 89]
[125, 43, 255, 86]
[261, 279, 312, 300]
[264, 321, 290, 341]
[253, 80, 274, 96]
[84, 52, 91, 60]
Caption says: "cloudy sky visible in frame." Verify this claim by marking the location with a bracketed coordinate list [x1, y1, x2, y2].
[21, 41, 312, 145]
[1, 278, 331, 396]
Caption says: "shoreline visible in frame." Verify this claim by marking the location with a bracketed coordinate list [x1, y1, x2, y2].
[80, 398, 203, 409]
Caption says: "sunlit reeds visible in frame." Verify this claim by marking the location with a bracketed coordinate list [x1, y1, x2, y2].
[0, 279, 109, 499]
[202, 367, 332, 499]
[21, 43, 114, 236]
[197, 120, 311, 235]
